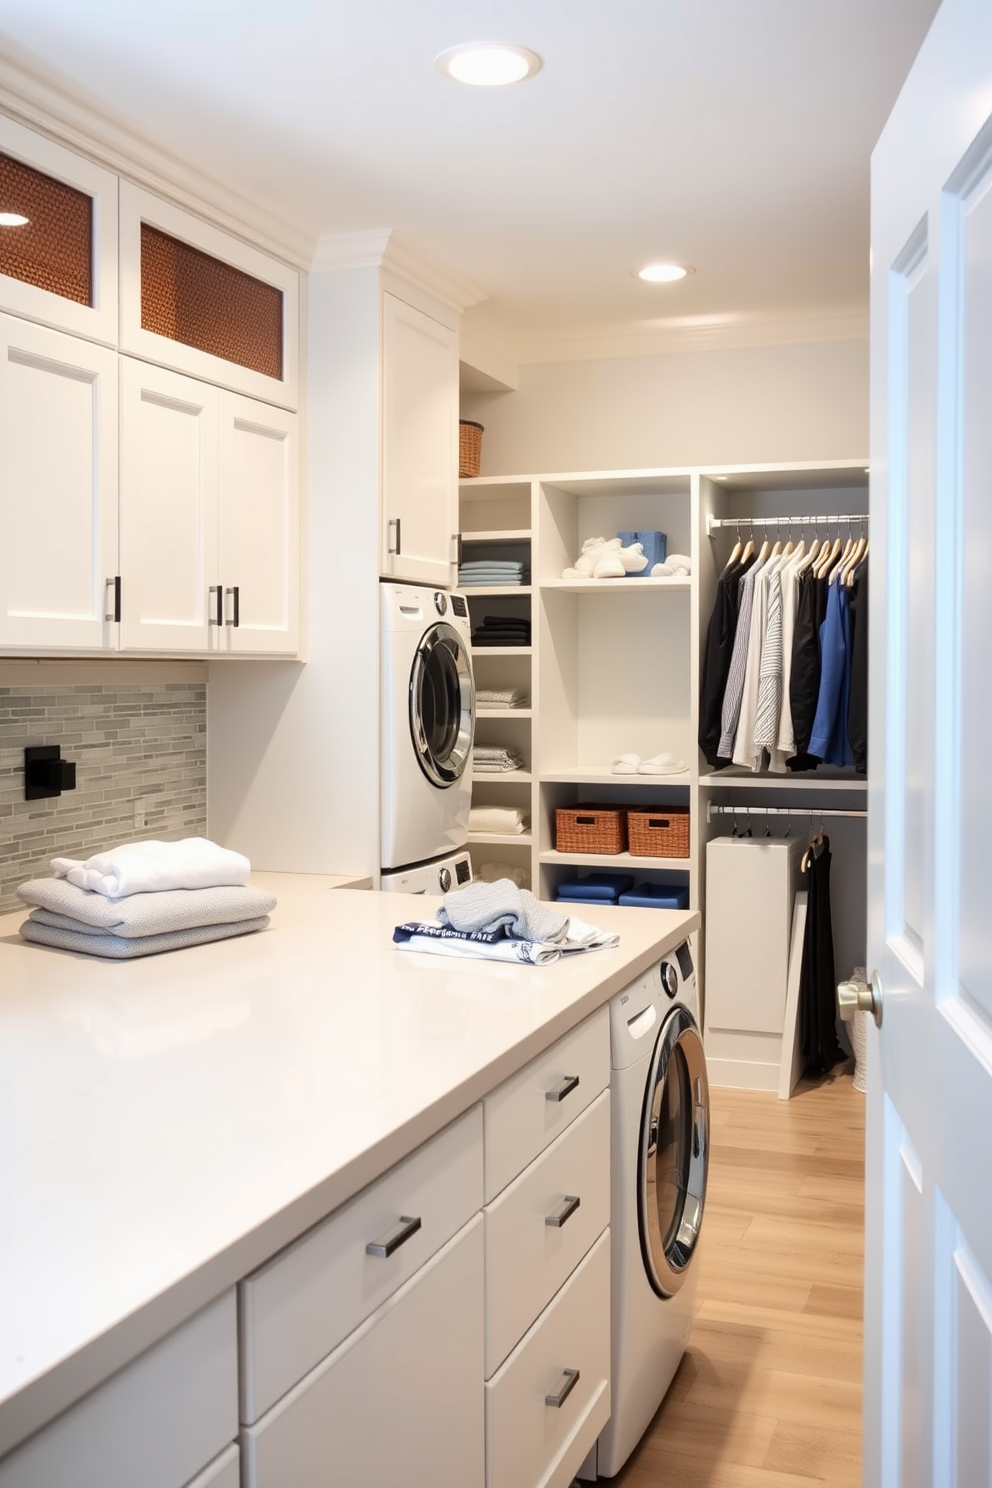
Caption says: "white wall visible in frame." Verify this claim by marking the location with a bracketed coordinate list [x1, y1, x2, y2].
[461, 338, 869, 474]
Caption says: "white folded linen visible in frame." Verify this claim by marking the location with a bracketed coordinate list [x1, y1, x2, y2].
[19, 916, 270, 959]
[468, 806, 528, 835]
[475, 686, 529, 707]
[17, 879, 276, 935]
[51, 837, 250, 898]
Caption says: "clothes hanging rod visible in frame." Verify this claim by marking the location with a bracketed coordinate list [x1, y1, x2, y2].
[706, 512, 869, 535]
[706, 803, 867, 823]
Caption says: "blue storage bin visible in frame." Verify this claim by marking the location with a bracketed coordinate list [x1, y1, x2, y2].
[617, 529, 667, 576]
[618, 880, 689, 910]
[556, 872, 636, 904]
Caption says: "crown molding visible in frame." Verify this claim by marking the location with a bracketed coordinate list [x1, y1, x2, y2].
[312, 228, 488, 314]
[514, 309, 870, 365]
[0, 53, 317, 268]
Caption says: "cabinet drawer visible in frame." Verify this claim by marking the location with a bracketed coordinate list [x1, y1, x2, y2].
[485, 1228, 611, 1488]
[243, 1216, 484, 1488]
[239, 1104, 482, 1422]
[188, 1444, 239, 1488]
[484, 1007, 609, 1201]
[485, 1088, 610, 1377]
[0, 1292, 237, 1488]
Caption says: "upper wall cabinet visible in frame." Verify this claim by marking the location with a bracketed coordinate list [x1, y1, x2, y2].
[0, 114, 119, 346]
[0, 313, 118, 651]
[381, 291, 459, 587]
[119, 183, 299, 410]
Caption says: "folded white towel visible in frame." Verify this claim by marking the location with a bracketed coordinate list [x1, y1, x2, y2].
[476, 687, 529, 707]
[468, 806, 528, 835]
[51, 837, 250, 898]
[18, 879, 276, 935]
[19, 916, 269, 959]
[611, 753, 641, 775]
[651, 553, 691, 577]
[637, 753, 688, 775]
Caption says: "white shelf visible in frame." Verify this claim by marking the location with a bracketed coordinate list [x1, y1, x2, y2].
[462, 585, 532, 597]
[476, 707, 533, 720]
[540, 577, 691, 593]
[460, 529, 531, 543]
[471, 770, 533, 784]
[469, 645, 532, 657]
[699, 771, 867, 792]
[541, 768, 690, 786]
[540, 850, 691, 871]
[469, 832, 533, 846]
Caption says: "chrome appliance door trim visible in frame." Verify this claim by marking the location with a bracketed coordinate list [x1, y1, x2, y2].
[408, 621, 475, 788]
[638, 1004, 709, 1297]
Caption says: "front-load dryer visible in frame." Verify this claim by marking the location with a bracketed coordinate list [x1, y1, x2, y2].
[582, 940, 710, 1479]
[380, 582, 475, 872]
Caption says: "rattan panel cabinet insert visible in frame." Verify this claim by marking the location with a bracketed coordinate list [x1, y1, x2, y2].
[0, 113, 118, 346]
[120, 183, 299, 411]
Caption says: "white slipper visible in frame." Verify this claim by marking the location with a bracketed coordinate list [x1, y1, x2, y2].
[611, 754, 641, 775]
[638, 752, 688, 775]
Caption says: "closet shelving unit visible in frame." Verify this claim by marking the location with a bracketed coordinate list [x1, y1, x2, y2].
[459, 462, 870, 974]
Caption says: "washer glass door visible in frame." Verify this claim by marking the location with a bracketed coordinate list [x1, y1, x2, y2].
[638, 1005, 709, 1297]
[409, 622, 474, 787]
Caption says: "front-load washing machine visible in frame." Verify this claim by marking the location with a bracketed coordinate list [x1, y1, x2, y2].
[582, 939, 710, 1479]
[380, 582, 475, 872]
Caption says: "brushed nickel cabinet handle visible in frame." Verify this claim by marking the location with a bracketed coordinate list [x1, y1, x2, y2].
[546, 1074, 579, 1103]
[209, 586, 222, 626]
[225, 586, 240, 628]
[105, 576, 121, 623]
[365, 1214, 422, 1258]
[545, 1195, 581, 1228]
[545, 1369, 580, 1408]
[388, 517, 402, 555]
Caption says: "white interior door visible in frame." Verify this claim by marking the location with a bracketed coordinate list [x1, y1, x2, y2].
[868, 1, 992, 1482]
[119, 357, 218, 653]
[0, 316, 118, 651]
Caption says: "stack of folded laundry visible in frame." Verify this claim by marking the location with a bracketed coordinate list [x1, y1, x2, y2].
[475, 685, 530, 709]
[458, 559, 529, 587]
[471, 614, 531, 647]
[393, 879, 619, 966]
[610, 751, 688, 775]
[17, 837, 275, 959]
[469, 805, 528, 834]
[472, 744, 525, 774]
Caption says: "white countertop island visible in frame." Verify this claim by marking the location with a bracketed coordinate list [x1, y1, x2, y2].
[0, 874, 697, 1458]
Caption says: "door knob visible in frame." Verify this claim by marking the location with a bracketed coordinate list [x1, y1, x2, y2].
[837, 970, 883, 1030]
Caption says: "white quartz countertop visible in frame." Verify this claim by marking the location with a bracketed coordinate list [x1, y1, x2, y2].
[0, 873, 697, 1456]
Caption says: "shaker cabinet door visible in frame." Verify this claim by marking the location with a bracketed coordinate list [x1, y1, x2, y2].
[0, 315, 118, 652]
[119, 357, 219, 653]
[381, 292, 458, 588]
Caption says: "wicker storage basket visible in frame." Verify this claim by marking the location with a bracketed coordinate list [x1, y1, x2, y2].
[555, 805, 627, 855]
[627, 807, 690, 859]
[459, 419, 484, 478]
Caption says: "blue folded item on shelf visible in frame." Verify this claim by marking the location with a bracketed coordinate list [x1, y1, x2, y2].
[617, 529, 667, 576]
[618, 881, 690, 909]
[556, 872, 636, 904]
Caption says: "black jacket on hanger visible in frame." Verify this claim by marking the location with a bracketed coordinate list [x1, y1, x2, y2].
[787, 571, 829, 770]
[698, 555, 754, 769]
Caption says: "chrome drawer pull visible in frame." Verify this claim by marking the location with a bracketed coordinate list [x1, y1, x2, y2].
[365, 1214, 422, 1258]
[545, 1195, 580, 1228]
[545, 1074, 580, 1103]
[545, 1368, 580, 1408]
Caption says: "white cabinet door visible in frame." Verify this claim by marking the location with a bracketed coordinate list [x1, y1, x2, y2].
[243, 1216, 484, 1488]
[381, 292, 458, 587]
[215, 393, 298, 655]
[119, 357, 219, 653]
[0, 315, 118, 651]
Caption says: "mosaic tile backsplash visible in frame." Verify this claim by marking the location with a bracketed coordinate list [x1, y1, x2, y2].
[0, 682, 206, 915]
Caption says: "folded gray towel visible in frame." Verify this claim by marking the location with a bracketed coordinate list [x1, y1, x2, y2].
[19, 916, 270, 959]
[17, 879, 276, 936]
[438, 880, 567, 944]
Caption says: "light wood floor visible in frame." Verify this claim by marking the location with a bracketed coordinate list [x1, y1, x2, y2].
[612, 1065, 865, 1487]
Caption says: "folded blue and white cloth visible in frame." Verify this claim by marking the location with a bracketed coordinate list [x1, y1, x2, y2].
[393, 914, 619, 966]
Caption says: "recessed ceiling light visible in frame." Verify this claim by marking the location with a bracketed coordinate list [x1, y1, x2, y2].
[436, 43, 542, 86]
[634, 263, 695, 283]
[0, 212, 29, 227]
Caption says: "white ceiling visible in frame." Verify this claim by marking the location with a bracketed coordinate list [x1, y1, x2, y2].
[0, 0, 941, 363]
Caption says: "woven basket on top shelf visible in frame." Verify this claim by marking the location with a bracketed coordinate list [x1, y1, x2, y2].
[459, 419, 484, 478]
[626, 806, 690, 859]
[555, 805, 627, 855]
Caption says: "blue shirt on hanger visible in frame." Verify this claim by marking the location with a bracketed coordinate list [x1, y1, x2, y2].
[808, 578, 855, 768]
